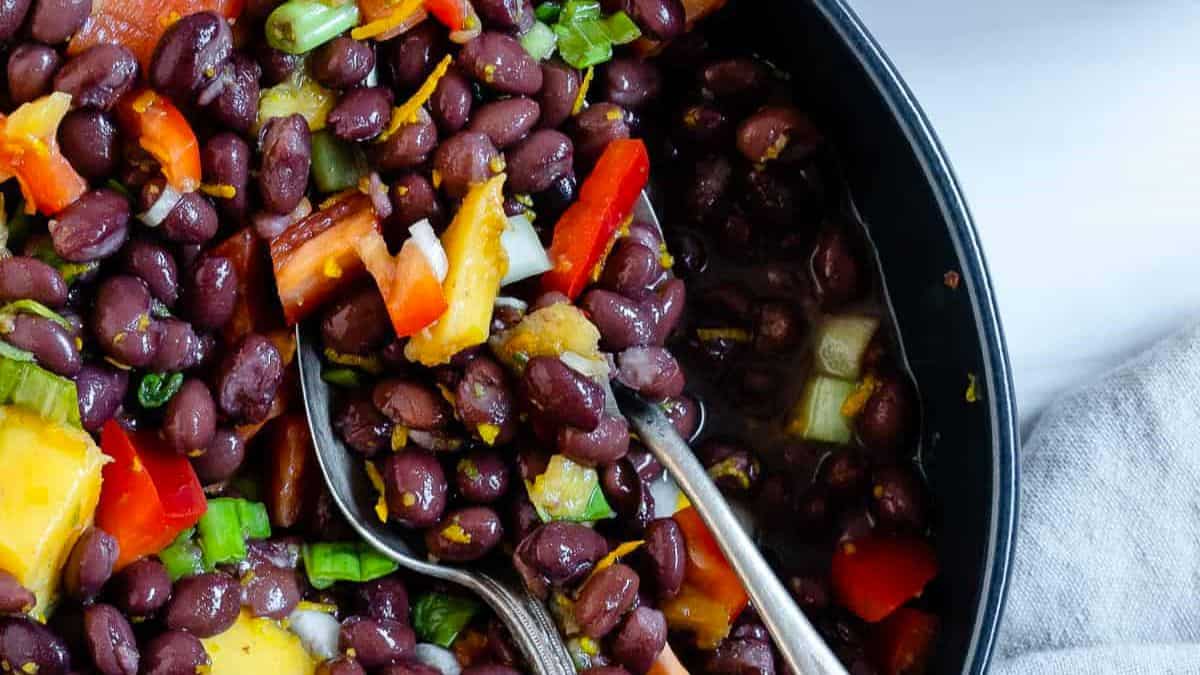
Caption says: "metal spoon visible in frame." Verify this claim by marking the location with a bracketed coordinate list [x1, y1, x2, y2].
[295, 324, 577, 675]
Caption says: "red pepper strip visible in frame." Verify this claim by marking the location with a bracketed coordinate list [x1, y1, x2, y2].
[388, 239, 448, 337]
[0, 93, 88, 215]
[116, 89, 202, 192]
[672, 505, 748, 622]
[647, 642, 690, 675]
[870, 608, 939, 675]
[831, 535, 938, 623]
[69, 0, 243, 68]
[210, 228, 285, 346]
[95, 421, 207, 570]
[542, 138, 649, 299]
[424, 0, 469, 30]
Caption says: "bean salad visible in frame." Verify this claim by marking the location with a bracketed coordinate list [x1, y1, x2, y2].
[0, 0, 940, 673]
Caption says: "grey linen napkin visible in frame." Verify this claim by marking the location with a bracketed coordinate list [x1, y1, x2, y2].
[990, 324, 1200, 674]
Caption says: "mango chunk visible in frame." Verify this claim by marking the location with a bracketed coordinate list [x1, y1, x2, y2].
[0, 406, 106, 614]
[202, 609, 318, 675]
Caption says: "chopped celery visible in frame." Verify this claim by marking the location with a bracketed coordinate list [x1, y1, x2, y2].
[302, 542, 399, 589]
[787, 375, 857, 444]
[411, 593, 481, 648]
[257, 70, 336, 133]
[534, 1, 561, 22]
[236, 500, 272, 540]
[266, 0, 360, 54]
[526, 455, 614, 522]
[25, 236, 97, 285]
[602, 11, 640, 45]
[197, 498, 247, 570]
[559, 0, 600, 23]
[813, 315, 880, 380]
[158, 528, 204, 581]
[311, 130, 368, 194]
[519, 21, 558, 61]
[0, 353, 80, 426]
[136, 372, 184, 409]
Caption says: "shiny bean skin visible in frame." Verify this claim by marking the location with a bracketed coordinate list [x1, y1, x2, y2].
[704, 638, 776, 675]
[871, 465, 926, 530]
[122, 238, 178, 305]
[111, 558, 171, 616]
[458, 32, 543, 95]
[92, 275, 159, 367]
[258, 114, 311, 214]
[429, 67, 472, 133]
[700, 57, 769, 99]
[50, 188, 129, 262]
[61, 526, 117, 602]
[601, 58, 661, 110]
[53, 44, 138, 110]
[150, 319, 202, 372]
[201, 132, 250, 220]
[372, 109, 437, 170]
[600, 458, 652, 533]
[208, 53, 261, 134]
[241, 564, 300, 619]
[320, 657, 368, 675]
[513, 521, 608, 598]
[190, 428, 245, 484]
[575, 563, 639, 638]
[663, 394, 701, 440]
[215, 333, 283, 423]
[425, 506, 504, 561]
[626, 0, 683, 40]
[162, 378, 217, 452]
[684, 154, 731, 223]
[382, 449, 447, 528]
[601, 241, 660, 296]
[28, 0, 89, 43]
[572, 103, 631, 166]
[612, 606, 667, 675]
[737, 105, 821, 164]
[0, 256, 68, 306]
[0, 571, 34, 614]
[149, 11, 232, 101]
[856, 374, 913, 453]
[579, 290, 655, 351]
[433, 131, 501, 199]
[312, 36, 374, 89]
[0, 0, 31, 41]
[521, 356, 604, 431]
[455, 449, 510, 504]
[334, 394, 393, 458]
[643, 518, 684, 599]
[383, 22, 447, 91]
[0, 616, 71, 675]
[141, 630, 210, 675]
[339, 617, 415, 668]
[257, 46, 301, 86]
[353, 575, 408, 621]
[7, 44, 60, 104]
[475, 0, 529, 30]
[810, 227, 861, 309]
[328, 87, 393, 142]
[83, 603, 139, 675]
[388, 173, 444, 232]
[2, 314, 80, 376]
[531, 171, 576, 221]
[537, 60, 579, 130]
[165, 573, 240, 638]
[373, 378, 450, 430]
[700, 439, 761, 495]
[558, 414, 630, 467]
[322, 284, 391, 355]
[74, 364, 128, 431]
[468, 97, 539, 149]
[676, 103, 730, 148]
[183, 254, 237, 329]
[615, 346, 683, 399]
[505, 129, 573, 194]
[454, 356, 516, 445]
[626, 446, 663, 482]
[650, 279, 686, 344]
[753, 300, 804, 353]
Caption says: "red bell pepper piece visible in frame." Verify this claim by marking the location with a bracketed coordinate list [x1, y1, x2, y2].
[0, 92, 88, 215]
[117, 90, 202, 192]
[831, 535, 938, 623]
[387, 240, 448, 337]
[69, 0, 244, 68]
[542, 138, 649, 299]
[424, 0, 479, 39]
[95, 421, 207, 570]
[672, 505, 748, 621]
[870, 608, 938, 675]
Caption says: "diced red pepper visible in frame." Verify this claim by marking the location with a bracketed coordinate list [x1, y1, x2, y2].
[210, 228, 285, 346]
[116, 89, 202, 192]
[831, 535, 938, 623]
[660, 505, 748, 647]
[95, 422, 206, 570]
[647, 642, 690, 675]
[69, 0, 244, 68]
[542, 138, 649, 299]
[424, 0, 478, 38]
[870, 608, 939, 675]
[0, 92, 88, 215]
[387, 240, 448, 337]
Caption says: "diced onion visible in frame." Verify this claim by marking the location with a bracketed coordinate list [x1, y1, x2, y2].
[409, 218, 449, 282]
[367, 171, 392, 220]
[414, 644, 462, 675]
[649, 475, 683, 518]
[494, 296, 528, 312]
[500, 214, 552, 286]
[287, 609, 340, 660]
[138, 184, 183, 227]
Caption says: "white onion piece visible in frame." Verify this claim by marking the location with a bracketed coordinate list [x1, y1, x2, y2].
[494, 296, 528, 312]
[409, 218, 448, 282]
[253, 197, 312, 240]
[287, 609, 340, 660]
[414, 644, 462, 675]
[649, 474, 683, 519]
[138, 184, 183, 227]
[559, 350, 610, 381]
[500, 214, 551, 286]
[367, 171, 392, 219]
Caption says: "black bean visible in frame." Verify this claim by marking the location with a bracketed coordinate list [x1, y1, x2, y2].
[74, 363, 128, 432]
[50, 188, 129, 262]
[455, 449, 510, 504]
[601, 57, 661, 110]
[425, 506, 504, 561]
[612, 606, 666, 675]
[512, 521, 607, 598]
[426, 67, 472, 134]
[373, 378, 450, 430]
[810, 227, 861, 310]
[505, 129, 572, 194]
[122, 238, 178, 306]
[571, 103, 630, 167]
[699, 439, 761, 495]
[150, 319, 203, 372]
[787, 575, 829, 613]
[704, 638, 775, 675]
[321, 284, 391, 355]
[458, 32, 543, 95]
[0, 256, 68, 306]
[27, 0, 88, 43]
[257, 45, 301, 86]
[537, 60, 580, 130]
[328, 86, 393, 142]
[240, 564, 299, 619]
[7, 43, 59, 104]
[320, 657, 368, 675]
[382, 21, 447, 92]
[339, 617, 414, 668]
[521, 356, 604, 431]
[600, 241, 659, 296]
[258, 113, 311, 214]
[485, 617, 519, 667]
[334, 395, 393, 458]
[387, 173, 444, 237]
[372, 109, 437, 171]
[382, 449, 447, 528]
[575, 563, 639, 638]
[856, 373, 913, 453]
[676, 102, 730, 148]
[530, 171, 576, 221]
[454, 356, 516, 445]
[141, 630, 209, 675]
[92, 275, 159, 367]
[162, 378, 216, 452]
[83, 603, 139, 675]
[353, 575, 408, 622]
[474, 0, 528, 30]
[202, 132, 250, 221]
[753, 300, 803, 353]
[215, 333, 283, 423]
[149, 11, 232, 102]
[53, 44, 138, 110]
[643, 518, 684, 600]
[183, 254, 237, 330]
[208, 52, 261, 134]
[615, 346, 682, 399]
[111, 558, 171, 616]
[870, 465, 927, 531]
[189, 428, 245, 484]
[558, 414, 630, 467]
[0, 570, 34, 614]
[684, 154, 731, 224]
[741, 167, 799, 228]
[0, 616, 71, 675]
[626, 0, 683, 40]
[0, 0, 31, 41]
[699, 57, 769, 100]
[468, 97, 539, 149]
[2, 314, 80, 376]
[626, 446, 662, 482]
[599, 457, 652, 533]
[433, 131, 501, 199]
[62, 526, 116, 602]
[579, 290, 655, 351]
[312, 36, 374, 89]
[165, 573, 240, 637]
[737, 105, 821, 164]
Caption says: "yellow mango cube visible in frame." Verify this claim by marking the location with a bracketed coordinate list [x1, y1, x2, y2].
[203, 610, 317, 675]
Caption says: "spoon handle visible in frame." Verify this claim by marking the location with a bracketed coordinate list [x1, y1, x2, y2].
[615, 385, 849, 675]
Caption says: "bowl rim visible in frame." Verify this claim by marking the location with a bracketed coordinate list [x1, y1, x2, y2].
[808, 1, 1020, 672]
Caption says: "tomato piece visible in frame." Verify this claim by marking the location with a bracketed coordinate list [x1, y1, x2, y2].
[831, 535, 938, 623]
[210, 228, 284, 346]
[870, 608, 938, 675]
[116, 89, 202, 192]
[387, 239, 448, 337]
[424, 0, 466, 29]
[69, 0, 244, 68]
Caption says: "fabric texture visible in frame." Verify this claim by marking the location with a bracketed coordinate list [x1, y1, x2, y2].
[991, 323, 1200, 674]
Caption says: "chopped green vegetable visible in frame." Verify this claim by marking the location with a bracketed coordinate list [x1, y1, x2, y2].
[0, 299, 72, 330]
[520, 20, 558, 61]
[158, 528, 204, 581]
[602, 11, 640, 44]
[813, 315, 880, 380]
[25, 236, 98, 285]
[411, 592, 482, 648]
[136, 372, 184, 409]
[547, 0, 639, 68]
[257, 69, 337, 132]
[302, 542, 399, 589]
[235, 500, 272, 540]
[197, 498, 248, 570]
[786, 375, 857, 444]
[534, 0, 561, 22]
[526, 454, 615, 522]
[323, 347, 384, 374]
[554, 20, 611, 69]
[311, 130, 368, 193]
[0, 352, 80, 426]
[322, 367, 365, 388]
[560, 0, 600, 23]
[266, 0, 361, 54]
[0, 341, 33, 362]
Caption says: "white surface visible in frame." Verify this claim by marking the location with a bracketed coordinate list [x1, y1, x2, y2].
[849, 1, 1200, 432]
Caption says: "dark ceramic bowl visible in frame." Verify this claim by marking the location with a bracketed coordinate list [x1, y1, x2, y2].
[714, 1, 1020, 672]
